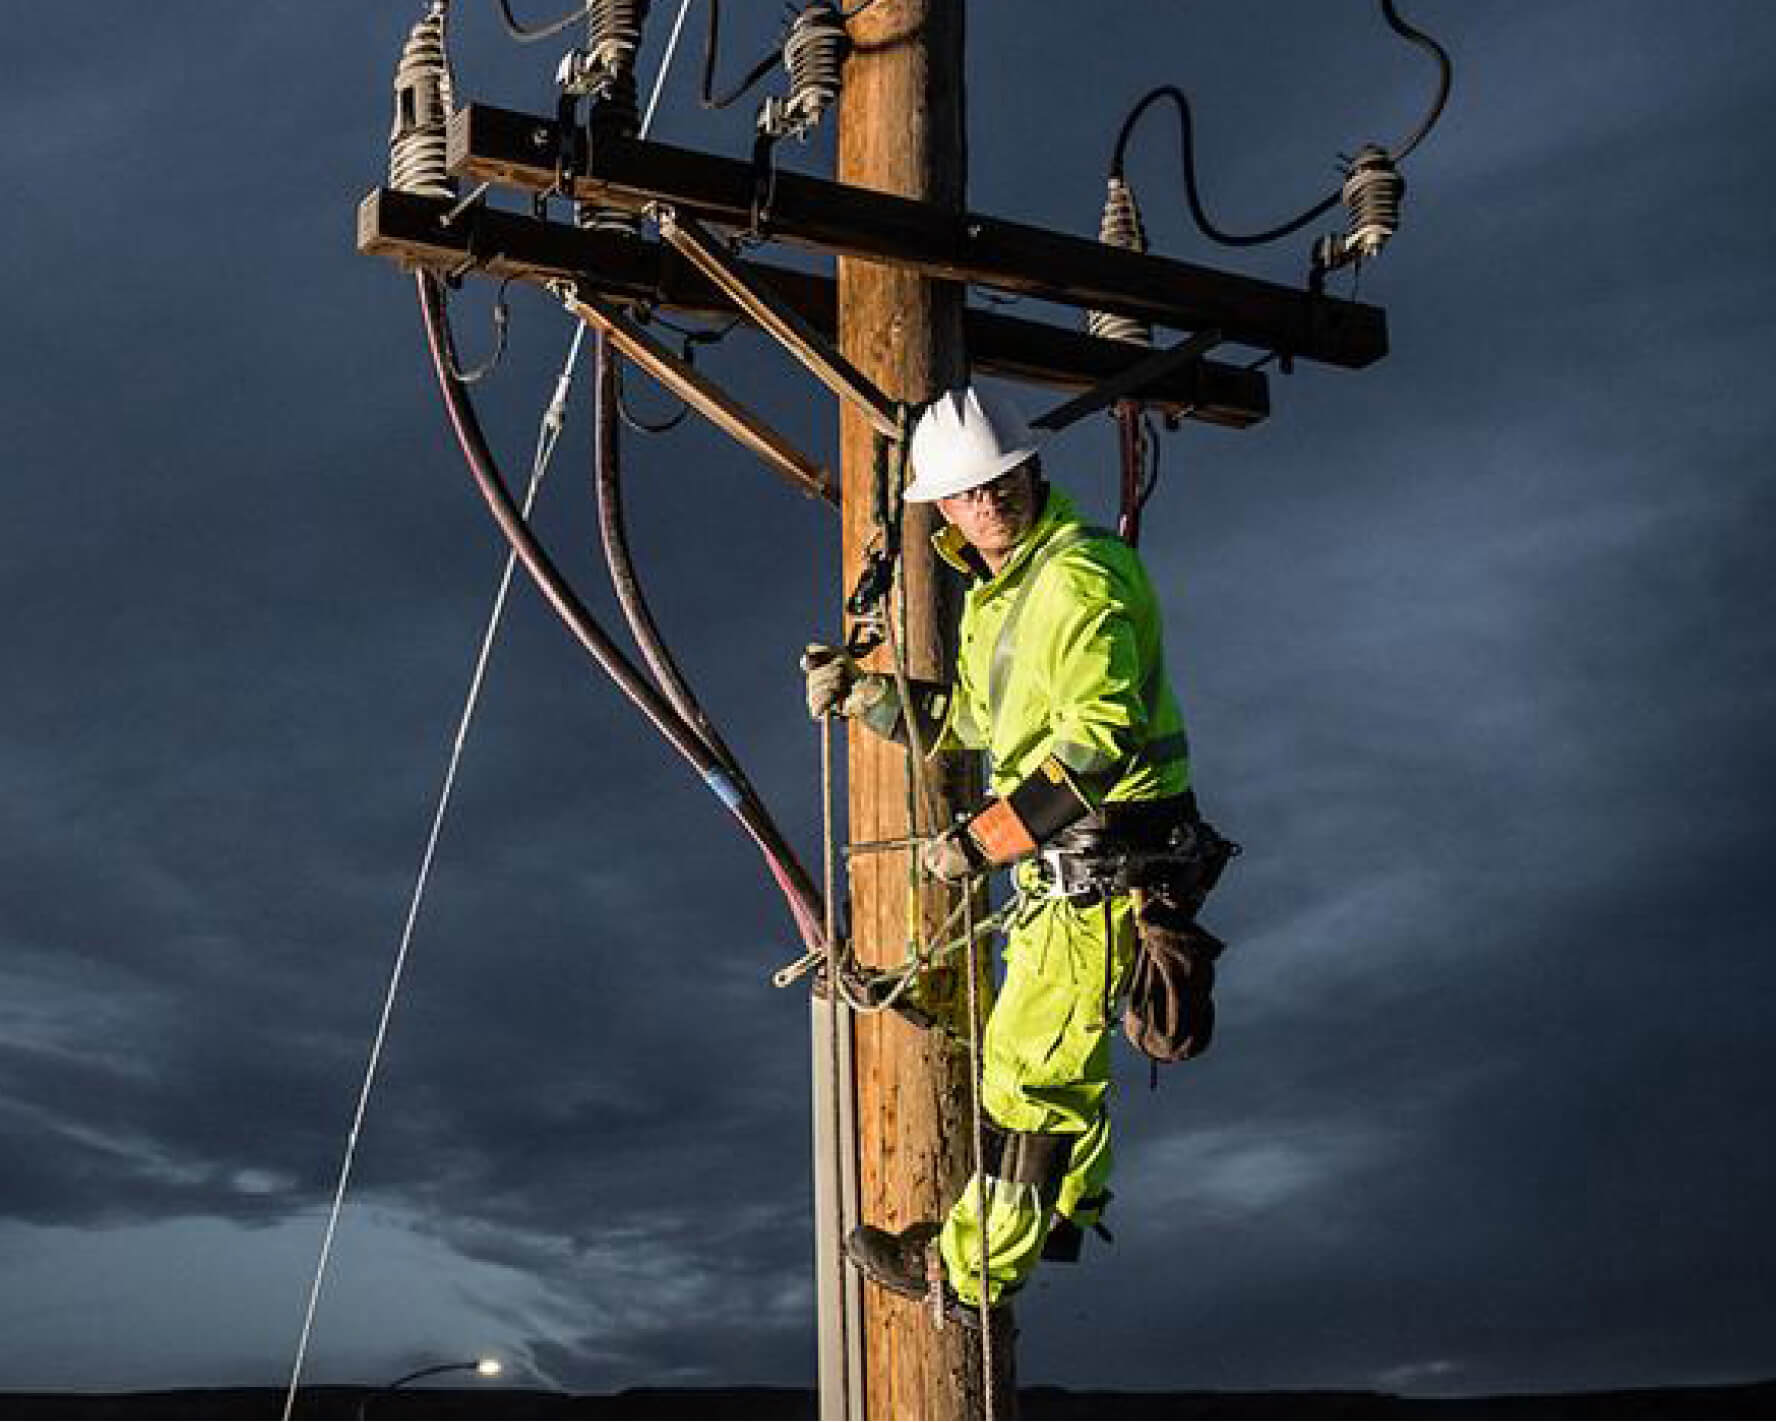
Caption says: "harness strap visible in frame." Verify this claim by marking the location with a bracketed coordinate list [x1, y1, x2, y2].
[987, 524, 1117, 724]
[985, 524, 1188, 786]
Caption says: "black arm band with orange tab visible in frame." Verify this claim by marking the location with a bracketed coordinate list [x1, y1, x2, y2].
[964, 757, 1094, 864]
[1006, 756, 1095, 844]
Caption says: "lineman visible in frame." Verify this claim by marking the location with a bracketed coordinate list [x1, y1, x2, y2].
[805, 383, 1201, 1318]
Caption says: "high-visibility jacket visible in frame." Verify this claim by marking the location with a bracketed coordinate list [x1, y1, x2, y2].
[934, 486, 1190, 810]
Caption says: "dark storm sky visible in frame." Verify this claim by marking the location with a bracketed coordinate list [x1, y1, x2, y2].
[0, 0, 1770, 1400]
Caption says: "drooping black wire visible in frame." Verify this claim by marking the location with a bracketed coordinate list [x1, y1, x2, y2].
[698, 0, 784, 109]
[1109, 0, 1452, 249]
[611, 313, 743, 434]
[1111, 85, 1341, 249]
[492, 0, 595, 44]
[1375, 0, 1452, 161]
[614, 360, 691, 434]
[1136, 411, 1161, 523]
[444, 277, 516, 384]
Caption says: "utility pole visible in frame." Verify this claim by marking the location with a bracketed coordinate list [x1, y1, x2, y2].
[360, 9, 1404, 1412]
[836, 3, 1013, 1418]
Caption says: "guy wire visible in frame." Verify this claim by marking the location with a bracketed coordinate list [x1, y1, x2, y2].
[286, 9, 712, 1398]
[281, 322, 588, 1422]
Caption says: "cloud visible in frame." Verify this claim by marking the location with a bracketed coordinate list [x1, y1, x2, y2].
[0, 0, 1767, 1400]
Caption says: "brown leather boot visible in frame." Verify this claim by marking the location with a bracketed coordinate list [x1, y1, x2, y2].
[844, 1222, 942, 1301]
[846, 1224, 1007, 1329]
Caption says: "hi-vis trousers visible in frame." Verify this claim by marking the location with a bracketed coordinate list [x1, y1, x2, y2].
[937, 884, 1137, 1306]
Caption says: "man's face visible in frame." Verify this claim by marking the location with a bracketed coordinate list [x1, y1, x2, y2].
[936, 463, 1041, 566]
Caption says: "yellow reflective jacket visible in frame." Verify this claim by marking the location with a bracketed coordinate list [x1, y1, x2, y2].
[934, 486, 1190, 805]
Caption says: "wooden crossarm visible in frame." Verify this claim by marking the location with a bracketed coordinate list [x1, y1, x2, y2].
[447, 103, 1387, 371]
[356, 187, 1270, 428]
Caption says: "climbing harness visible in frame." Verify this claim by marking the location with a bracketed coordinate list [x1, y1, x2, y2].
[1026, 797, 1241, 1074]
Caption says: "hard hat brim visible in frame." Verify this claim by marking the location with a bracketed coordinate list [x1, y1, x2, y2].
[902, 442, 1039, 503]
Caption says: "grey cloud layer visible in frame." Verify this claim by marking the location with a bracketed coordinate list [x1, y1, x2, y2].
[0, 0, 1768, 1399]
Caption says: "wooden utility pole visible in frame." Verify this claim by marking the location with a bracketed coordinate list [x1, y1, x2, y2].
[836, 3, 1012, 1417]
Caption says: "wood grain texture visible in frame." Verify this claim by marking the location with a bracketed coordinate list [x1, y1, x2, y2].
[837, 3, 1015, 1417]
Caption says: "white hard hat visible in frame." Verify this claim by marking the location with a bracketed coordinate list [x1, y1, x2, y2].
[903, 385, 1040, 502]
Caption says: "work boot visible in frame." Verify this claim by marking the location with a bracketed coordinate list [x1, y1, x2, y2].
[846, 1224, 1009, 1329]
[844, 1222, 942, 1301]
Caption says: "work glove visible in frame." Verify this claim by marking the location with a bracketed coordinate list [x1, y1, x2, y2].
[920, 823, 986, 883]
[923, 775, 1079, 882]
[802, 643, 890, 722]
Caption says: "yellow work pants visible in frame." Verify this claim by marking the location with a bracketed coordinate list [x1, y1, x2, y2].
[938, 886, 1136, 1306]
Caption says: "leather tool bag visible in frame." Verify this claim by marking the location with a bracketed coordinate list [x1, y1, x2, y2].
[1123, 817, 1238, 1064]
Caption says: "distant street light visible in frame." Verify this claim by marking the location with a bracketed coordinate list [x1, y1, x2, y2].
[357, 1357, 503, 1417]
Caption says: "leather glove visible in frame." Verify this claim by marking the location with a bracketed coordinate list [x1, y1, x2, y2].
[802, 643, 890, 722]
[802, 643, 858, 720]
[921, 823, 985, 883]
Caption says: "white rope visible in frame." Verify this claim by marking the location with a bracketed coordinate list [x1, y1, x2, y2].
[280, 324, 586, 1421]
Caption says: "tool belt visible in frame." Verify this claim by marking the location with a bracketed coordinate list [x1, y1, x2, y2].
[1029, 791, 1214, 903]
[1028, 790, 1240, 1065]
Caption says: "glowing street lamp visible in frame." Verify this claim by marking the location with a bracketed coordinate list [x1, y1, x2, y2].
[356, 1357, 503, 1417]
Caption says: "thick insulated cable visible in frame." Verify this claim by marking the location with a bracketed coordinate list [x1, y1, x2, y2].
[1108, 0, 1453, 249]
[585, 326, 824, 935]
[1376, 0, 1452, 161]
[416, 271, 826, 949]
[590, 331, 761, 807]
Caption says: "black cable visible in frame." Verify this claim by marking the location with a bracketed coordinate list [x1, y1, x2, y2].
[493, 0, 594, 44]
[444, 277, 515, 384]
[1111, 84, 1341, 250]
[415, 272, 826, 949]
[1136, 411, 1161, 523]
[698, 0, 783, 110]
[1376, 0, 1451, 161]
[614, 360, 692, 434]
[611, 313, 741, 435]
[1108, 0, 1452, 249]
[591, 331, 760, 803]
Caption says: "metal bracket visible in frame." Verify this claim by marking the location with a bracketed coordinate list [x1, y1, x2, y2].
[553, 282, 838, 507]
[653, 205, 903, 440]
[1032, 329, 1223, 434]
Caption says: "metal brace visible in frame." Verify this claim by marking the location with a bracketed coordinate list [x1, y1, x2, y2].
[1032, 328, 1224, 434]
